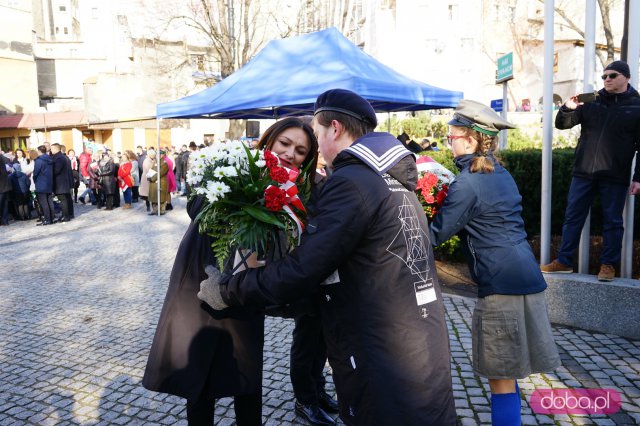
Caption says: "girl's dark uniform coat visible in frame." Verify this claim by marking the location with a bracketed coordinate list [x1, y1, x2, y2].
[142, 197, 264, 401]
[222, 133, 456, 425]
[429, 154, 547, 298]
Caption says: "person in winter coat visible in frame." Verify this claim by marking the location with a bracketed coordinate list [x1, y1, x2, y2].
[143, 118, 320, 426]
[164, 154, 176, 211]
[9, 163, 30, 220]
[67, 149, 80, 203]
[97, 152, 116, 210]
[139, 149, 154, 212]
[127, 150, 140, 203]
[430, 100, 560, 426]
[51, 143, 73, 222]
[79, 146, 92, 183]
[147, 151, 169, 215]
[118, 154, 134, 209]
[0, 154, 12, 225]
[197, 89, 456, 426]
[541, 60, 640, 281]
[32, 145, 55, 225]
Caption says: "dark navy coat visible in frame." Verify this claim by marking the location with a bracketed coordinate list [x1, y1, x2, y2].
[52, 152, 73, 194]
[222, 133, 456, 425]
[430, 154, 547, 298]
[0, 156, 11, 193]
[33, 155, 54, 194]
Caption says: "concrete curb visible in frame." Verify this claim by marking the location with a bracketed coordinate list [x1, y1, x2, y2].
[543, 273, 640, 340]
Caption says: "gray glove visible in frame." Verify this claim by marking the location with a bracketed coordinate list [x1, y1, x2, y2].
[197, 265, 229, 310]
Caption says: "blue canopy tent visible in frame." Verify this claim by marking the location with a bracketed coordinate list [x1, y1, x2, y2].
[156, 27, 463, 119]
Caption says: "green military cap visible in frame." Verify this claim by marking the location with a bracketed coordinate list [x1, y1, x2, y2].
[448, 100, 516, 136]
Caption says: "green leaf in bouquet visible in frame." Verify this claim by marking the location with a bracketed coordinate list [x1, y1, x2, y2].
[240, 205, 287, 228]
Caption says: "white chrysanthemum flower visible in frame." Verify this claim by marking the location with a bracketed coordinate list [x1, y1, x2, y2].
[186, 169, 203, 185]
[201, 180, 230, 203]
[213, 166, 238, 178]
[255, 159, 266, 168]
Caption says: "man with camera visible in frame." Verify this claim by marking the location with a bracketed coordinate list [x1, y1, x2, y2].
[541, 60, 640, 281]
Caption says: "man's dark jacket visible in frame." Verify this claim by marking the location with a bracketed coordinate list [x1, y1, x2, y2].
[222, 132, 456, 425]
[555, 85, 640, 185]
[33, 155, 54, 193]
[0, 156, 11, 193]
[52, 152, 73, 194]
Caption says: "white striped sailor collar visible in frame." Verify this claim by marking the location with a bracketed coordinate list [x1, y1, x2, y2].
[344, 132, 414, 175]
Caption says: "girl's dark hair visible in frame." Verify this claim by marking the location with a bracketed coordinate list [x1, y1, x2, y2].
[257, 117, 318, 173]
[454, 126, 500, 173]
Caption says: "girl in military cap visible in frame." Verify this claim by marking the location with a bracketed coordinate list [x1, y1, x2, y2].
[429, 100, 560, 425]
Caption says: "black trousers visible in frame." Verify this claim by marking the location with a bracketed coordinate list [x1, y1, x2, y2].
[36, 192, 55, 222]
[290, 313, 328, 405]
[0, 191, 9, 224]
[186, 393, 261, 426]
[56, 193, 71, 219]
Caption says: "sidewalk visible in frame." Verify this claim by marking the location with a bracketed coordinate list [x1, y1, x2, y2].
[0, 197, 638, 425]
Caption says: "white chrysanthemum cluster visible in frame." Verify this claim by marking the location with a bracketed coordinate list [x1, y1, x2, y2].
[186, 141, 261, 202]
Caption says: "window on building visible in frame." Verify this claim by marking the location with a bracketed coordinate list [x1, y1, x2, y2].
[0, 138, 13, 153]
[59, 5, 66, 11]
[55, 27, 59, 34]
[64, 27, 68, 34]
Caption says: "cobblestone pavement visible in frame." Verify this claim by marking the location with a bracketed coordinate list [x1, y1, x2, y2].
[1, 197, 639, 425]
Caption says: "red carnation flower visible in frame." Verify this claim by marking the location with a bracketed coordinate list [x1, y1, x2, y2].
[270, 166, 289, 184]
[264, 186, 286, 211]
[264, 150, 279, 169]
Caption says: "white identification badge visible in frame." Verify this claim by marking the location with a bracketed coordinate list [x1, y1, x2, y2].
[414, 279, 437, 306]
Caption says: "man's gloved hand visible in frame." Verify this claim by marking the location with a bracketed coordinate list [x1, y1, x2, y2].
[197, 265, 229, 310]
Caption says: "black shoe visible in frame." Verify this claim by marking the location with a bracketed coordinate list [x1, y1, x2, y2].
[148, 212, 157, 216]
[294, 401, 335, 426]
[79, 197, 86, 205]
[318, 391, 339, 414]
[37, 220, 52, 226]
[59, 217, 70, 223]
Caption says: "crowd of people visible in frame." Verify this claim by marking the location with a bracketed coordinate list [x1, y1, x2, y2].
[0, 141, 202, 226]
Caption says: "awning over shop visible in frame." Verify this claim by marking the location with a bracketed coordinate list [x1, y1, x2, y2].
[19, 111, 87, 129]
[0, 114, 24, 129]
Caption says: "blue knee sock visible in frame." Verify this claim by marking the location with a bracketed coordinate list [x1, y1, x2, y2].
[491, 385, 521, 426]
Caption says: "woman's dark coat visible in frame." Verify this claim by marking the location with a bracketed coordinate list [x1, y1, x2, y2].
[98, 159, 117, 195]
[142, 197, 264, 401]
[33, 155, 54, 193]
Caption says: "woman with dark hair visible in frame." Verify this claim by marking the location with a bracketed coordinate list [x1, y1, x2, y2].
[143, 117, 318, 426]
[429, 100, 560, 425]
[67, 149, 80, 203]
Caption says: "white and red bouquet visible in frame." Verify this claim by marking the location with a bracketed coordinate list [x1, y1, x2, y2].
[186, 141, 311, 268]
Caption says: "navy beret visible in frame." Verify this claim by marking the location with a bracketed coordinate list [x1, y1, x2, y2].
[604, 60, 630, 78]
[314, 89, 377, 127]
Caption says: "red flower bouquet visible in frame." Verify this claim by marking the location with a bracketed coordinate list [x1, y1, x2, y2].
[415, 171, 450, 219]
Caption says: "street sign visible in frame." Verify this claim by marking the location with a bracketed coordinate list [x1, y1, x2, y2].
[496, 52, 514, 83]
[490, 99, 503, 112]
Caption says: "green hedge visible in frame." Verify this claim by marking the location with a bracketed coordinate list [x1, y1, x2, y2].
[421, 149, 640, 239]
